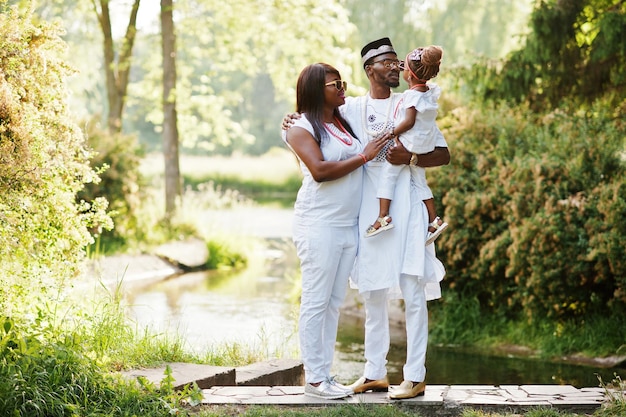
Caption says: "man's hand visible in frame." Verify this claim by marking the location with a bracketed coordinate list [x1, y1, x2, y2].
[281, 112, 301, 130]
[386, 138, 451, 167]
[387, 138, 412, 165]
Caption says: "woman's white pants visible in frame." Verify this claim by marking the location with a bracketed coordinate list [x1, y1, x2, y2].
[293, 222, 357, 383]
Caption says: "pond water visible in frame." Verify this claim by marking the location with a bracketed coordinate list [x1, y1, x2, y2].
[124, 237, 624, 388]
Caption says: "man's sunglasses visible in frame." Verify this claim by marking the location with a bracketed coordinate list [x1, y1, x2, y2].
[370, 59, 404, 70]
[325, 80, 348, 91]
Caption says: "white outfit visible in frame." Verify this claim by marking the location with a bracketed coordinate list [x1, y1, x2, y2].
[378, 85, 442, 202]
[341, 93, 446, 383]
[282, 114, 364, 384]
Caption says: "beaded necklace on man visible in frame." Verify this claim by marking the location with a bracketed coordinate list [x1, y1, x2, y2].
[362, 93, 399, 162]
[362, 93, 394, 138]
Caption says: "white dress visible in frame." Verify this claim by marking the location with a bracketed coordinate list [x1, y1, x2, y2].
[377, 85, 443, 202]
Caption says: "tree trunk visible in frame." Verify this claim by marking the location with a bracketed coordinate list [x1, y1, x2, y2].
[93, 0, 140, 133]
[161, 0, 181, 216]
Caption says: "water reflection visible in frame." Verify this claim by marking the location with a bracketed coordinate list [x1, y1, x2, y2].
[334, 313, 624, 388]
[124, 237, 624, 388]
[125, 239, 300, 356]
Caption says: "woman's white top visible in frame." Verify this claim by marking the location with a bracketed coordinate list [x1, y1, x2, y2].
[283, 114, 364, 227]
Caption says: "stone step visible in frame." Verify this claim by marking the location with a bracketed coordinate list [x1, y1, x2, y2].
[121, 358, 303, 390]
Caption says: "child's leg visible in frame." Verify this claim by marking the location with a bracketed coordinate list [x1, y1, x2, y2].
[366, 162, 399, 237]
[379, 198, 391, 219]
[424, 198, 448, 245]
[370, 198, 391, 230]
[423, 198, 445, 232]
[366, 198, 393, 236]
[423, 198, 436, 224]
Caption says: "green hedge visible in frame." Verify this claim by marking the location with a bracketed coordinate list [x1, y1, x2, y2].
[432, 97, 625, 322]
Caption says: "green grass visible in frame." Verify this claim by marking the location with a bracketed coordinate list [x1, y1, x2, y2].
[429, 291, 626, 360]
[141, 148, 301, 209]
[195, 404, 435, 416]
[184, 172, 300, 207]
[595, 374, 626, 417]
[0, 314, 186, 416]
[177, 149, 301, 208]
[191, 404, 617, 417]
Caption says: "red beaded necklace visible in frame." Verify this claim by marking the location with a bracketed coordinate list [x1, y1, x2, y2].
[324, 117, 353, 145]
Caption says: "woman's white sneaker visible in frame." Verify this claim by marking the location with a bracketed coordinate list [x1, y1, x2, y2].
[328, 376, 354, 395]
[304, 379, 351, 399]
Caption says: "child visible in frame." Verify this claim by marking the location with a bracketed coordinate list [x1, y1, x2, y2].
[365, 46, 448, 246]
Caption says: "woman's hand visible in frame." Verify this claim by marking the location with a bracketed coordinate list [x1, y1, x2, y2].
[361, 135, 390, 162]
[281, 112, 301, 130]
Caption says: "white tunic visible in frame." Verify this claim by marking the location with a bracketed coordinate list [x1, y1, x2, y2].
[341, 94, 446, 300]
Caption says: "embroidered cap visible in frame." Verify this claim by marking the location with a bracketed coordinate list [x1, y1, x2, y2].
[361, 37, 396, 65]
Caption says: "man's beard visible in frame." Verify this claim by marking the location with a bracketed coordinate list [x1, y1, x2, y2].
[384, 73, 400, 88]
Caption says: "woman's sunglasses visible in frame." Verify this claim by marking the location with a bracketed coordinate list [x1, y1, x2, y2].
[325, 80, 348, 91]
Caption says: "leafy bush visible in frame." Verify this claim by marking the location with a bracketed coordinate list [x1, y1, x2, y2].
[433, 97, 625, 323]
[77, 119, 145, 252]
[205, 239, 248, 269]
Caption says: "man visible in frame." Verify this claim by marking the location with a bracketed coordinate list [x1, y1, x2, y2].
[341, 37, 449, 400]
[283, 37, 449, 399]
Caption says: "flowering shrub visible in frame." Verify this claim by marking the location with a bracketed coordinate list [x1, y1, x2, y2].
[0, 5, 110, 313]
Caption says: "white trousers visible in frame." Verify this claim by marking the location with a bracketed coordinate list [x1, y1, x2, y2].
[293, 222, 358, 383]
[363, 274, 428, 382]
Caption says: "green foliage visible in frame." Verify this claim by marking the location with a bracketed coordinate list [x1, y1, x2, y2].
[596, 374, 626, 417]
[0, 315, 180, 416]
[429, 292, 503, 347]
[461, 0, 626, 110]
[0, 3, 111, 313]
[433, 96, 625, 324]
[460, 409, 580, 417]
[205, 239, 248, 270]
[430, 296, 626, 357]
[29, 1, 537, 157]
[198, 404, 422, 417]
[122, 0, 358, 155]
[73, 282, 199, 371]
[78, 119, 145, 251]
[198, 341, 267, 367]
[137, 365, 204, 413]
[184, 172, 300, 207]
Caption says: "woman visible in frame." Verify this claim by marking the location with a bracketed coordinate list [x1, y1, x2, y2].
[283, 63, 387, 399]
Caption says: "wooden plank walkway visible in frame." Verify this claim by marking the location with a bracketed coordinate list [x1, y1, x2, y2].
[201, 384, 607, 415]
